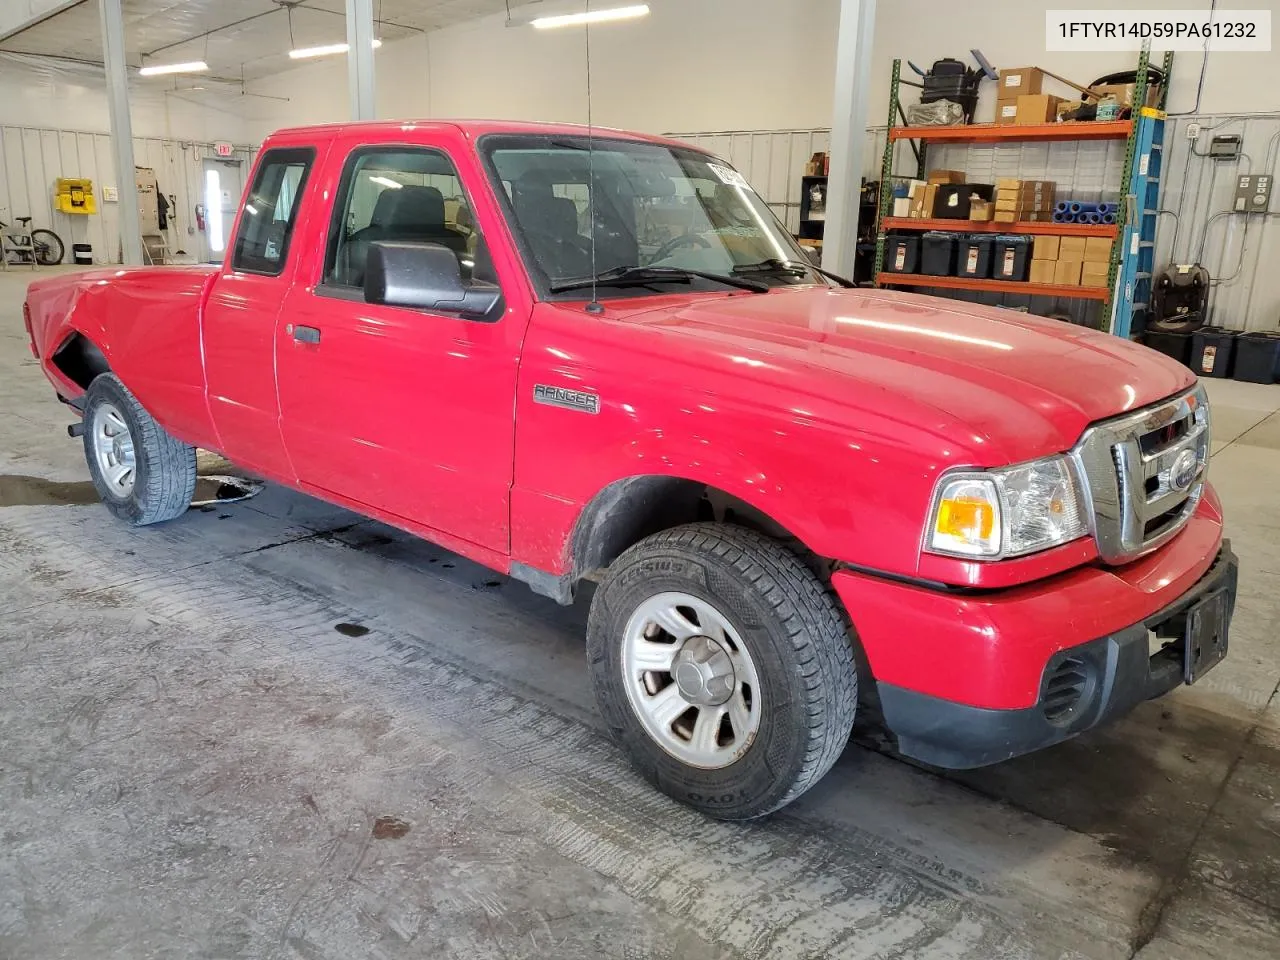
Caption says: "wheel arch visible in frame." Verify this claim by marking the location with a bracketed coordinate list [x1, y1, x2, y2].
[50, 330, 112, 394]
[521, 474, 831, 602]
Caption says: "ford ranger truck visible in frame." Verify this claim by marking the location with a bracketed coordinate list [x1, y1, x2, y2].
[23, 121, 1237, 820]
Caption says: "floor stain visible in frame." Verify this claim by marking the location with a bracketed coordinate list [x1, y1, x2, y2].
[334, 622, 370, 638]
[0, 475, 99, 507]
[371, 816, 411, 840]
[0, 473, 264, 510]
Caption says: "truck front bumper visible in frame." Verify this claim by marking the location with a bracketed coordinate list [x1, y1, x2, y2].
[830, 493, 1236, 769]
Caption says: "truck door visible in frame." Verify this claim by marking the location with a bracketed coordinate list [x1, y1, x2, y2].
[274, 142, 524, 556]
[202, 146, 318, 481]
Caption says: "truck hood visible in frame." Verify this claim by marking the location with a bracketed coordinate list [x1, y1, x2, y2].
[626, 286, 1195, 464]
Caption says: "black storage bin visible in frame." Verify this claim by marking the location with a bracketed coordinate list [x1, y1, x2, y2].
[72, 242, 93, 265]
[1191, 327, 1237, 378]
[932, 183, 994, 220]
[919, 232, 957, 276]
[1232, 332, 1280, 383]
[883, 232, 919, 274]
[1142, 329, 1193, 367]
[956, 234, 993, 279]
[991, 235, 1031, 282]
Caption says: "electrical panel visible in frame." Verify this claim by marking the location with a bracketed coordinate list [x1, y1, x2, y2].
[1209, 135, 1242, 161]
[1234, 175, 1273, 213]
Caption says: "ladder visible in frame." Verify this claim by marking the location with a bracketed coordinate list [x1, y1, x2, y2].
[1110, 106, 1166, 339]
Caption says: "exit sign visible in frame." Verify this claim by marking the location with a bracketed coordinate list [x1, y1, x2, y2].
[214, 141, 235, 157]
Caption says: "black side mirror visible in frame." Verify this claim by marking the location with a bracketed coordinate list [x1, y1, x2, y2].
[364, 241, 501, 319]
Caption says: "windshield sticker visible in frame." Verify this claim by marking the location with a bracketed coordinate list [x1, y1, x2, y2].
[709, 164, 749, 188]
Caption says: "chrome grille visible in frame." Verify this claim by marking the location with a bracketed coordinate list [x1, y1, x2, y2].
[1071, 389, 1210, 564]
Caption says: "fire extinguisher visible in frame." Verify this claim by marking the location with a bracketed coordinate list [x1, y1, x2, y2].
[194, 203, 206, 232]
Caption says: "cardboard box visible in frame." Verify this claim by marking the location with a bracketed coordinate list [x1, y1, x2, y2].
[922, 183, 939, 218]
[968, 200, 994, 222]
[804, 152, 828, 176]
[1084, 237, 1113, 262]
[996, 179, 1056, 196]
[1092, 81, 1162, 110]
[1058, 236, 1087, 260]
[1054, 260, 1083, 285]
[1016, 94, 1064, 125]
[996, 197, 1056, 214]
[994, 210, 1055, 224]
[995, 100, 1019, 125]
[1033, 235, 1061, 260]
[1081, 261, 1111, 287]
[1000, 67, 1044, 98]
[1029, 259, 1057, 284]
[927, 169, 966, 185]
[908, 181, 928, 218]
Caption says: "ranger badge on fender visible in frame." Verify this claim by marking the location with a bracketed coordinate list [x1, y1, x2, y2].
[533, 384, 600, 415]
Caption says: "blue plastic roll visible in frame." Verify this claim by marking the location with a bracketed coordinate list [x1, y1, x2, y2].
[1087, 212, 1103, 224]
[1102, 212, 1117, 224]
[1096, 203, 1113, 216]
[1055, 201, 1071, 214]
[1053, 211, 1069, 222]
[1068, 201, 1084, 215]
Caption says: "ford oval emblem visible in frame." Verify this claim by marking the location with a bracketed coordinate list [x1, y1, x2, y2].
[1170, 449, 1198, 492]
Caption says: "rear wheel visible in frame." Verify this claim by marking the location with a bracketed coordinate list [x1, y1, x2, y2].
[587, 522, 857, 820]
[31, 229, 64, 266]
[82, 374, 196, 525]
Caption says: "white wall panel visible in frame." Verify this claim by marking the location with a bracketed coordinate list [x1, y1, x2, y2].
[0, 125, 251, 265]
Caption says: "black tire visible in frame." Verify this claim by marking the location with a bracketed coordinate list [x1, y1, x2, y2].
[31, 229, 64, 266]
[82, 374, 197, 526]
[1147, 316, 1205, 335]
[587, 522, 857, 820]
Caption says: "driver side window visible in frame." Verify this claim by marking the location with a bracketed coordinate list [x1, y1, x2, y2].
[323, 146, 491, 291]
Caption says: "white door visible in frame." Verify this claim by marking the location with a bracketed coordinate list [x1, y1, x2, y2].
[201, 158, 245, 264]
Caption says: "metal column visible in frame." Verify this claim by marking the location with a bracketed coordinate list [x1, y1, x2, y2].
[98, 0, 143, 265]
[822, 0, 876, 277]
[345, 0, 377, 120]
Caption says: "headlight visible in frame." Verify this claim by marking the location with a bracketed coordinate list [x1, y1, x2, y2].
[927, 455, 1088, 559]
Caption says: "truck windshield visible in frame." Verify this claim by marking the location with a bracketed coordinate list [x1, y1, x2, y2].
[480, 134, 821, 298]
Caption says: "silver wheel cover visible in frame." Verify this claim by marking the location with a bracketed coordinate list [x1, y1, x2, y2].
[90, 401, 136, 499]
[620, 591, 762, 769]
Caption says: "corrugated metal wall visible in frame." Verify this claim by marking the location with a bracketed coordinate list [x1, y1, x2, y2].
[672, 115, 1280, 332]
[0, 125, 253, 265]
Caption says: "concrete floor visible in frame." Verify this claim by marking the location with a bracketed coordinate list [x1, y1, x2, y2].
[0, 266, 1277, 960]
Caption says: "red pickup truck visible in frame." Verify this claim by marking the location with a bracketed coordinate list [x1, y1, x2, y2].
[24, 120, 1236, 819]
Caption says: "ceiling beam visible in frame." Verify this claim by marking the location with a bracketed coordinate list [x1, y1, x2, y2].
[0, 0, 87, 44]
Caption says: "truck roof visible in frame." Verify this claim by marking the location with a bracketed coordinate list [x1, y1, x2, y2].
[264, 118, 706, 153]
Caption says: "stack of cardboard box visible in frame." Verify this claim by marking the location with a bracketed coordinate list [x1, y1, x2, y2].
[996, 67, 1064, 125]
[894, 170, 971, 219]
[994, 178, 1056, 224]
[1028, 236, 1113, 287]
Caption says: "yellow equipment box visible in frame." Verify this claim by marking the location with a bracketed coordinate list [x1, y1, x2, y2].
[55, 178, 96, 215]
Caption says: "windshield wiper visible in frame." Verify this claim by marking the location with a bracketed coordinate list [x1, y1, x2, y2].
[549, 265, 769, 294]
[732, 258, 857, 288]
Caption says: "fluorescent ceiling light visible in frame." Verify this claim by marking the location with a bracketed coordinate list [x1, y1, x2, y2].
[531, 4, 650, 29]
[289, 39, 383, 60]
[369, 176, 402, 189]
[139, 60, 208, 77]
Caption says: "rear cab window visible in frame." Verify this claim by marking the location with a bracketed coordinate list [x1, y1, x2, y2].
[231, 147, 315, 275]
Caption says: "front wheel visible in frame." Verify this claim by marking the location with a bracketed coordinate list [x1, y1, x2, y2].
[31, 229, 64, 266]
[82, 374, 197, 525]
[587, 523, 857, 820]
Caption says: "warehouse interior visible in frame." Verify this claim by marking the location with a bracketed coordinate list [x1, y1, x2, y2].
[1, 2, 1279, 958]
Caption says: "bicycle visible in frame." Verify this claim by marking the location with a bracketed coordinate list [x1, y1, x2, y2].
[1, 216, 65, 268]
